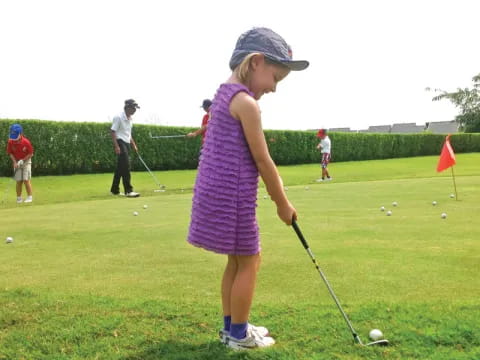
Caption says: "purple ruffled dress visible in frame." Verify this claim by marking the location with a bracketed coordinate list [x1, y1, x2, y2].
[187, 83, 260, 255]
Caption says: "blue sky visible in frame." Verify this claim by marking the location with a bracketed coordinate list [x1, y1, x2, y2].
[1, 0, 479, 131]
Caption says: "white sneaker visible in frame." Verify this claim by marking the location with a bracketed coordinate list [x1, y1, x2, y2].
[126, 191, 140, 198]
[219, 323, 270, 344]
[326, 177, 332, 181]
[225, 327, 275, 350]
[16, 197, 23, 204]
[316, 178, 324, 182]
[24, 196, 33, 203]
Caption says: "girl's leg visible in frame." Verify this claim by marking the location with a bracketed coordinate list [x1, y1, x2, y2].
[230, 253, 260, 324]
[221, 255, 238, 320]
[222, 254, 261, 319]
[24, 180, 33, 196]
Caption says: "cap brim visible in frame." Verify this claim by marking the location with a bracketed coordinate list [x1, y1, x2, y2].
[282, 60, 309, 71]
[9, 133, 20, 140]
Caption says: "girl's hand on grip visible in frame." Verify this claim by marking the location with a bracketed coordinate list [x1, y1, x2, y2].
[277, 202, 297, 225]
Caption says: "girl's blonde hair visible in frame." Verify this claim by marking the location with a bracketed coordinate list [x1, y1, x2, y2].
[234, 53, 284, 83]
[234, 53, 260, 83]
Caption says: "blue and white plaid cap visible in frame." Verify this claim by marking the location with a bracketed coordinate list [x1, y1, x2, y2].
[229, 27, 309, 71]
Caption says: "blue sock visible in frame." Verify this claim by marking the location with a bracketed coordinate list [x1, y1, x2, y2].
[230, 322, 248, 340]
[223, 315, 231, 332]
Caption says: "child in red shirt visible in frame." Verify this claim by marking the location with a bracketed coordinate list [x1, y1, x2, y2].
[187, 99, 212, 143]
[6, 124, 34, 203]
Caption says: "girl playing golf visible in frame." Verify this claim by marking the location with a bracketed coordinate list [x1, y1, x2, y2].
[187, 27, 309, 350]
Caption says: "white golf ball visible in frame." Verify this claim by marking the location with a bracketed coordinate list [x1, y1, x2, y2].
[263, 195, 268, 199]
[5, 237, 13, 244]
[386, 210, 392, 216]
[369, 329, 383, 341]
[450, 194, 455, 198]
[441, 213, 447, 219]
[305, 186, 310, 190]
[432, 201, 437, 206]
[380, 206, 385, 212]
[392, 201, 398, 207]
[143, 205, 148, 209]
[133, 211, 139, 216]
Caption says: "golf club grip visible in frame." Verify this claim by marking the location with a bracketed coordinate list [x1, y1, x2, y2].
[291, 219, 310, 250]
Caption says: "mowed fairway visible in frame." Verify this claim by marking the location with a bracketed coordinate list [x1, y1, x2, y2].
[1, 154, 479, 360]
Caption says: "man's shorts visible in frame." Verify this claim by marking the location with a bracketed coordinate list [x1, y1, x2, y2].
[14, 161, 32, 181]
[321, 153, 331, 169]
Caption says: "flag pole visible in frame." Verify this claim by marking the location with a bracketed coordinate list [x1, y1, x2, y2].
[451, 166, 458, 200]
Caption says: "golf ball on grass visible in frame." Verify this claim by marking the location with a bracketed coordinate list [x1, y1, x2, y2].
[392, 201, 398, 207]
[432, 201, 437, 206]
[380, 206, 385, 212]
[386, 210, 392, 216]
[133, 211, 139, 216]
[450, 194, 455, 198]
[263, 195, 268, 199]
[441, 213, 447, 219]
[369, 329, 384, 341]
[143, 205, 148, 209]
[5, 237, 13, 244]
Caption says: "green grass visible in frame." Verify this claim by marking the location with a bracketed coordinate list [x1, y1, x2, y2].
[1, 154, 479, 359]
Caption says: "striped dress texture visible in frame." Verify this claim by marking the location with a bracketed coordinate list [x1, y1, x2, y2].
[187, 83, 260, 255]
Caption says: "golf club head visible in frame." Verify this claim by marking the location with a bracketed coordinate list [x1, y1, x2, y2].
[364, 339, 389, 346]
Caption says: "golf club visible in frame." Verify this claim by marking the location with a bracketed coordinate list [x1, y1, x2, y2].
[291, 219, 389, 347]
[1, 168, 19, 205]
[149, 132, 186, 139]
[136, 153, 166, 192]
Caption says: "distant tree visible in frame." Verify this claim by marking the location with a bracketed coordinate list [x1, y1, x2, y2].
[427, 73, 480, 133]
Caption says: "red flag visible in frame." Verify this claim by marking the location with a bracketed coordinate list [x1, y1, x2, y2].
[436, 135, 456, 172]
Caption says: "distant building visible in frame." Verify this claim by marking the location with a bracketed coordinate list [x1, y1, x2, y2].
[426, 121, 459, 134]
[367, 125, 392, 133]
[311, 120, 459, 134]
[390, 123, 425, 133]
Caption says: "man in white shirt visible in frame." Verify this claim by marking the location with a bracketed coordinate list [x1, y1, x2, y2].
[316, 129, 332, 182]
[110, 99, 140, 197]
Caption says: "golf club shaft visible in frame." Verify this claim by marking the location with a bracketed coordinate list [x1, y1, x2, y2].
[149, 134, 186, 139]
[2, 168, 19, 204]
[291, 220, 361, 343]
[136, 153, 164, 189]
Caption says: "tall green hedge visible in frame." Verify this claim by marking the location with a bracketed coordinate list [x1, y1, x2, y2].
[1, 119, 479, 176]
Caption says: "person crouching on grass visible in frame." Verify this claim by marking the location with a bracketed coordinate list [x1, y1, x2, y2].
[6, 124, 34, 203]
[316, 128, 332, 182]
[187, 27, 309, 350]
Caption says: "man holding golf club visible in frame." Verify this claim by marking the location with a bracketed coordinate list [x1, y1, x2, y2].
[110, 99, 140, 198]
[6, 124, 34, 203]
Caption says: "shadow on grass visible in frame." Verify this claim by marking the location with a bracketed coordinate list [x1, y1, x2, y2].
[121, 340, 263, 360]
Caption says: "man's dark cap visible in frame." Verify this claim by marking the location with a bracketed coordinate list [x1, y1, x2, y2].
[125, 99, 140, 109]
